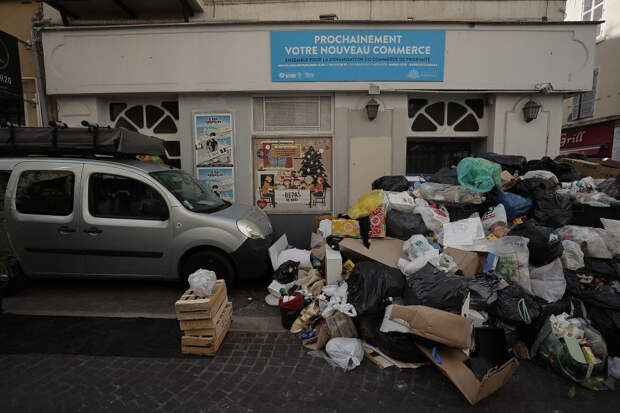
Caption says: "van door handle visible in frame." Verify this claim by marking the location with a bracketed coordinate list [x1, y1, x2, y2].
[84, 227, 103, 235]
[58, 225, 76, 234]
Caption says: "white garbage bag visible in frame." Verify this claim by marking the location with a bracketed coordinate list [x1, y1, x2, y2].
[278, 248, 312, 269]
[386, 191, 416, 212]
[529, 258, 566, 303]
[188, 269, 217, 296]
[309, 338, 364, 371]
[561, 240, 585, 270]
[488, 236, 532, 294]
[413, 198, 450, 236]
[557, 225, 618, 259]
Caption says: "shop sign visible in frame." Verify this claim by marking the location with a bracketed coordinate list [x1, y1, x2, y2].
[0, 30, 24, 119]
[271, 30, 445, 82]
[253, 137, 332, 213]
[560, 121, 615, 157]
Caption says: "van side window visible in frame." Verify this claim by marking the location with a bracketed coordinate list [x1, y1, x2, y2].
[0, 171, 10, 212]
[16, 171, 75, 216]
[89, 173, 168, 220]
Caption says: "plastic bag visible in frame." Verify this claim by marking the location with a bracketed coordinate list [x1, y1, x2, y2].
[588, 307, 620, 357]
[346, 261, 406, 316]
[481, 204, 507, 235]
[386, 210, 427, 240]
[457, 157, 502, 193]
[529, 258, 566, 303]
[188, 269, 217, 297]
[531, 189, 573, 228]
[584, 257, 619, 280]
[467, 275, 500, 311]
[273, 260, 299, 284]
[372, 175, 410, 192]
[511, 177, 557, 198]
[309, 338, 364, 371]
[611, 357, 620, 379]
[278, 248, 312, 269]
[564, 269, 620, 310]
[496, 189, 533, 220]
[557, 226, 617, 259]
[412, 198, 450, 236]
[403, 263, 469, 313]
[598, 175, 620, 199]
[508, 220, 563, 266]
[490, 282, 541, 325]
[442, 216, 485, 247]
[561, 240, 585, 270]
[386, 191, 415, 212]
[479, 153, 527, 175]
[402, 234, 438, 261]
[524, 156, 581, 182]
[348, 190, 385, 220]
[488, 236, 533, 294]
[521, 170, 559, 185]
[373, 330, 429, 363]
[428, 167, 459, 185]
[414, 182, 483, 204]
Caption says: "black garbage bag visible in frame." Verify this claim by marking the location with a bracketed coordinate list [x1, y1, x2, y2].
[468, 275, 500, 311]
[371, 175, 410, 192]
[564, 269, 620, 310]
[403, 263, 469, 313]
[428, 167, 459, 185]
[510, 177, 557, 198]
[530, 189, 573, 228]
[479, 153, 527, 175]
[386, 210, 427, 240]
[372, 330, 429, 363]
[485, 318, 519, 348]
[489, 282, 541, 326]
[584, 257, 620, 281]
[588, 306, 620, 357]
[555, 153, 589, 162]
[273, 260, 299, 284]
[347, 262, 406, 316]
[507, 219, 564, 266]
[524, 156, 581, 182]
[597, 175, 620, 199]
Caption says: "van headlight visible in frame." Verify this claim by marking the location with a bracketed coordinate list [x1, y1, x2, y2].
[237, 219, 264, 239]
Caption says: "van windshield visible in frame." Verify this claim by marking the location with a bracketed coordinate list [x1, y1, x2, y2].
[150, 170, 229, 213]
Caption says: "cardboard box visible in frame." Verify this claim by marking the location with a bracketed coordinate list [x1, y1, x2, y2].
[368, 203, 387, 238]
[339, 237, 407, 269]
[331, 219, 361, 238]
[443, 248, 488, 278]
[324, 245, 343, 285]
[389, 305, 472, 350]
[559, 158, 620, 179]
[417, 345, 519, 405]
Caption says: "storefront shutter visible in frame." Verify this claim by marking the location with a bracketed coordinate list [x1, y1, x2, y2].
[571, 95, 581, 121]
[579, 68, 599, 119]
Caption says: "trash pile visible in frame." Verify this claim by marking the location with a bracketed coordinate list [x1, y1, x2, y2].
[266, 154, 620, 405]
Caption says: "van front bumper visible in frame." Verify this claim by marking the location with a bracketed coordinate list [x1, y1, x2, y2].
[231, 233, 274, 280]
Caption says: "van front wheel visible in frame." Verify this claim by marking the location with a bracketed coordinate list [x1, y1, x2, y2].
[181, 250, 236, 289]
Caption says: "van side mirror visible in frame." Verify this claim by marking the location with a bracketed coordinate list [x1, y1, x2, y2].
[142, 199, 169, 221]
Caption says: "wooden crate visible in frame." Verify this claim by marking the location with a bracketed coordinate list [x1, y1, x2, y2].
[183, 302, 232, 337]
[181, 317, 231, 356]
[175, 280, 227, 320]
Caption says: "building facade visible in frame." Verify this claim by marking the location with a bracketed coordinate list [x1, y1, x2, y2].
[562, 0, 619, 159]
[39, 0, 597, 246]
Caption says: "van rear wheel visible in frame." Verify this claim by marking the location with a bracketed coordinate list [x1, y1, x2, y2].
[3, 258, 28, 296]
[181, 250, 236, 289]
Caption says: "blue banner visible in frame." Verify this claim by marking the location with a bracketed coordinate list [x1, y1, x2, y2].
[271, 30, 445, 82]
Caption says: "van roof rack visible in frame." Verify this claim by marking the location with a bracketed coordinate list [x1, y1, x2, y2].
[0, 123, 166, 158]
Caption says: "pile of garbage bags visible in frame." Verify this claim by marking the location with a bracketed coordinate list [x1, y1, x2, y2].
[266, 153, 620, 404]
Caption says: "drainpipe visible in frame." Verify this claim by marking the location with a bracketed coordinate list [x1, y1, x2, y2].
[31, 8, 50, 126]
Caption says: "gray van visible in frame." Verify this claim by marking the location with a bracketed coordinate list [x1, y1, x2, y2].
[0, 157, 273, 292]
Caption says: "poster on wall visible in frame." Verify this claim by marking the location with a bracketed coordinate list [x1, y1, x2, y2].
[194, 113, 233, 167]
[197, 167, 235, 202]
[613, 127, 620, 161]
[253, 137, 332, 213]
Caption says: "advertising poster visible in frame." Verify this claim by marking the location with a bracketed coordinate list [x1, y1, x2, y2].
[271, 30, 445, 82]
[194, 113, 233, 167]
[197, 167, 234, 202]
[253, 137, 332, 213]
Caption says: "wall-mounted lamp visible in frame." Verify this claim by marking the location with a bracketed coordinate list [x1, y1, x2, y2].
[366, 98, 380, 121]
[522, 99, 541, 123]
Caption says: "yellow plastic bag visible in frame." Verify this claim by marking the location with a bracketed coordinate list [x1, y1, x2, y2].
[348, 190, 385, 219]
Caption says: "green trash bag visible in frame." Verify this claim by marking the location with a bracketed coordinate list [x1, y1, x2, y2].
[457, 157, 502, 193]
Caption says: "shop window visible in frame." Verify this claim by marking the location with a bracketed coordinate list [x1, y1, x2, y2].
[125, 105, 144, 129]
[572, 69, 598, 120]
[253, 96, 332, 133]
[109, 103, 127, 122]
[406, 141, 473, 174]
[89, 173, 168, 221]
[154, 116, 177, 134]
[583, 0, 605, 39]
[16, 171, 74, 216]
[146, 105, 164, 129]
[409, 98, 484, 134]
[161, 101, 179, 120]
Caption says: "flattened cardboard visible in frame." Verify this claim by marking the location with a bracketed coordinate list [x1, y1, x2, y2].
[559, 158, 620, 179]
[444, 248, 488, 278]
[339, 237, 407, 268]
[418, 345, 519, 405]
[389, 305, 473, 350]
[268, 234, 288, 271]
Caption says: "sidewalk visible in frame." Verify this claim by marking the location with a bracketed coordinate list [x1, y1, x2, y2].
[1, 319, 618, 413]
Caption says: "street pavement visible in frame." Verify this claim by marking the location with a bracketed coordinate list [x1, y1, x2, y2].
[1, 328, 619, 413]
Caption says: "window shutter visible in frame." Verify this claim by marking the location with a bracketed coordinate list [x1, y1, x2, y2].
[579, 68, 599, 118]
[571, 95, 581, 120]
